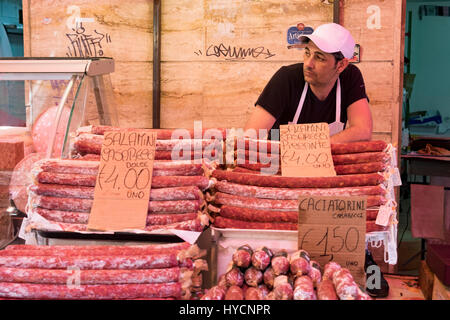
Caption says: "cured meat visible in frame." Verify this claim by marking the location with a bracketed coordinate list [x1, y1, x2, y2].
[200, 285, 226, 300]
[146, 213, 198, 226]
[232, 167, 261, 174]
[0, 282, 183, 300]
[367, 221, 388, 232]
[251, 247, 273, 271]
[317, 279, 338, 300]
[308, 261, 322, 287]
[0, 267, 189, 285]
[36, 172, 97, 187]
[330, 141, 388, 155]
[225, 285, 244, 300]
[151, 176, 211, 190]
[214, 216, 297, 231]
[332, 152, 388, 165]
[334, 162, 386, 175]
[32, 207, 89, 224]
[244, 287, 263, 300]
[232, 245, 253, 269]
[271, 251, 290, 276]
[293, 276, 317, 300]
[263, 267, 276, 289]
[29, 184, 94, 199]
[211, 170, 384, 188]
[214, 192, 386, 212]
[258, 284, 270, 299]
[322, 262, 342, 281]
[219, 205, 298, 223]
[214, 181, 386, 199]
[143, 217, 207, 232]
[0, 254, 192, 270]
[225, 267, 244, 287]
[74, 133, 223, 154]
[289, 250, 311, 276]
[244, 267, 263, 287]
[332, 268, 359, 300]
[31, 194, 204, 214]
[3, 242, 192, 253]
[272, 276, 293, 300]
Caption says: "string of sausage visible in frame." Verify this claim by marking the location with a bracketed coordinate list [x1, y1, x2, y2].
[0, 282, 183, 299]
[30, 195, 205, 214]
[214, 205, 380, 223]
[213, 216, 386, 232]
[212, 192, 386, 210]
[74, 133, 224, 154]
[35, 172, 211, 190]
[211, 169, 384, 188]
[30, 207, 199, 225]
[234, 161, 387, 175]
[214, 181, 386, 199]
[29, 184, 204, 201]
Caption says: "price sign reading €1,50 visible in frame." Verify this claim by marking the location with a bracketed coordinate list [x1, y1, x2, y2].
[298, 195, 367, 286]
[87, 130, 157, 231]
[280, 123, 336, 177]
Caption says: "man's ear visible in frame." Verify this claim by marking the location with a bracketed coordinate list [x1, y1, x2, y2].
[336, 59, 349, 74]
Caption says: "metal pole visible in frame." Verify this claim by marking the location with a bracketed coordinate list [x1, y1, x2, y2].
[153, 0, 161, 129]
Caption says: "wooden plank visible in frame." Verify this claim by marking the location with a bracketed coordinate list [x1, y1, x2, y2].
[26, 0, 153, 61]
[358, 62, 395, 102]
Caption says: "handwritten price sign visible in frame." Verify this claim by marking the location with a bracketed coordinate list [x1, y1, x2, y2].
[87, 130, 157, 231]
[298, 196, 367, 286]
[280, 123, 336, 177]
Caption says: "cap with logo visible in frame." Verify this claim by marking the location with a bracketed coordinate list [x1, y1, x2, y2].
[299, 23, 355, 59]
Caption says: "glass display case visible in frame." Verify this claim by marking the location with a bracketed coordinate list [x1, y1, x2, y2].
[0, 57, 118, 158]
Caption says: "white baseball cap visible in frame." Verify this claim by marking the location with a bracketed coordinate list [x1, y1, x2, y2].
[299, 23, 355, 59]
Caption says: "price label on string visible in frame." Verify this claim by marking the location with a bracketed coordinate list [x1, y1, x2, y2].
[298, 195, 367, 286]
[280, 123, 336, 177]
[87, 130, 157, 231]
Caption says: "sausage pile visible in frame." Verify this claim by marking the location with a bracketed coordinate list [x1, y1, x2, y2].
[201, 245, 371, 300]
[208, 138, 396, 233]
[0, 242, 208, 300]
[71, 125, 227, 162]
[27, 158, 214, 233]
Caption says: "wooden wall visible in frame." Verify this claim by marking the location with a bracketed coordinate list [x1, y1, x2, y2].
[22, 0, 404, 145]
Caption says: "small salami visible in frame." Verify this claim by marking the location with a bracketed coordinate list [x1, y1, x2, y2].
[201, 285, 227, 300]
[333, 268, 359, 300]
[251, 247, 273, 271]
[244, 287, 263, 300]
[308, 261, 322, 287]
[317, 279, 338, 300]
[232, 245, 253, 269]
[263, 267, 276, 289]
[289, 250, 311, 277]
[244, 267, 263, 287]
[293, 276, 317, 300]
[322, 262, 342, 281]
[225, 285, 244, 300]
[270, 251, 290, 276]
[225, 267, 244, 287]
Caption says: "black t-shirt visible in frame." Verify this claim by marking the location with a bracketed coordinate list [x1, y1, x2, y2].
[255, 63, 368, 133]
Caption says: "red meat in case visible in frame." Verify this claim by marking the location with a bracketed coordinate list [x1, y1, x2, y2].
[251, 247, 273, 271]
[232, 245, 253, 269]
[271, 251, 290, 276]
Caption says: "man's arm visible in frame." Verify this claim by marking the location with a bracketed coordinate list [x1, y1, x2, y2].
[330, 98, 373, 143]
[244, 105, 277, 138]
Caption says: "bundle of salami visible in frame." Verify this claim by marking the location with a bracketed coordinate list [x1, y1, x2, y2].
[208, 138, 399, 234]
[201, 245, 371, 300]
[71, 125, 228, 162]
[26, 158, 214, 233]
[0, 242, 208, 300]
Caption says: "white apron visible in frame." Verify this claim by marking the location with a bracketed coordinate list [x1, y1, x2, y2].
[289, 79, 344, 136]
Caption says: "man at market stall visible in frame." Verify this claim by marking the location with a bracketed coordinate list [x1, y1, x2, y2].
[244, 22, 389, 298]
[244, 23, 372, 143]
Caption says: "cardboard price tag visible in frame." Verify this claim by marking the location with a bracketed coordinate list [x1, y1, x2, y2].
[280, 123, 336, 177]
[298, 195, 367, 286]
[87, 130, 157, 231]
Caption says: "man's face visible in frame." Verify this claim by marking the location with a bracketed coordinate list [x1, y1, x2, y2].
[302, 41, 341, 87]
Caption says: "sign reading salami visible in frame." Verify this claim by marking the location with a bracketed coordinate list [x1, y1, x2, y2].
[280, 123, 336, 177]
[297, 195, 367, 286]
[87, 130, 157, 231]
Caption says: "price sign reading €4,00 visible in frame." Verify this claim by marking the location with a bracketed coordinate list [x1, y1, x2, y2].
[87, 130, 157, 231]
[298, 196, 367, 286]
[280, 123, 336, 177]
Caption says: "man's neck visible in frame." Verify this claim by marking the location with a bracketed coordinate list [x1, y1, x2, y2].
[309, 77, 339, 101]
